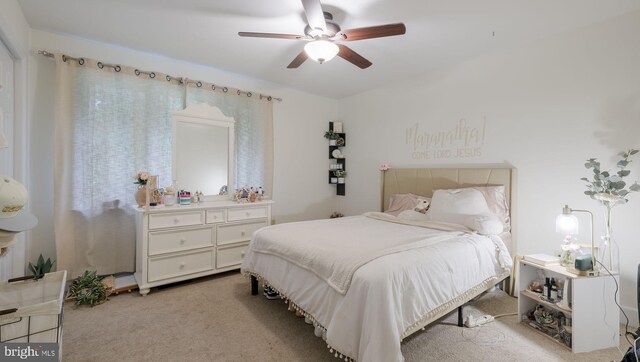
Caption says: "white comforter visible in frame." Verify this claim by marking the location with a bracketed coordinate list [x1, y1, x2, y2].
[241, 215, 512, 362]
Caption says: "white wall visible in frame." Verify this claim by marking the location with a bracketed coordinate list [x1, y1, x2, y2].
[339, 11, 640, 325]
[27, 30, 341, 269]
[0, 0, 31, 279]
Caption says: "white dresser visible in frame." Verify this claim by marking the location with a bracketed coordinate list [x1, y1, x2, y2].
[133, 200, 273, 295]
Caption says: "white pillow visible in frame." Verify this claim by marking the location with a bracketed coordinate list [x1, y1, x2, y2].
[464, 214, 504, 235]
[428, 188, 491, 217]
[427, 188, 504, 235]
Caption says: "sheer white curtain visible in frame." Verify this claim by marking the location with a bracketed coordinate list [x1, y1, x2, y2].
[53, 55, 274, 278]
[187, 85, 273, 195]
[53, 55, 183, 278]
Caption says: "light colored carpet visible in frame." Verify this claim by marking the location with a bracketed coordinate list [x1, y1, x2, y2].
[62, 271, 629, 361]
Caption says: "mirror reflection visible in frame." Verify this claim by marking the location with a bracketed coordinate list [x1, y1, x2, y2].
[172, 104, 235, 198]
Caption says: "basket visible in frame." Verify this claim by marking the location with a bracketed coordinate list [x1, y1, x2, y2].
[0, 270, 67, 347]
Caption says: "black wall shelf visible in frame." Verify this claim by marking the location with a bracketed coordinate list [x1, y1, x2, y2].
[328, 122, 345, 196]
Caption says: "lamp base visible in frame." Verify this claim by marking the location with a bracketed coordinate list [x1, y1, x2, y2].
[565, 267, 599, 277]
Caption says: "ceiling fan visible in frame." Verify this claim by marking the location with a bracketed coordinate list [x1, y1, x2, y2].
[238, 0, 406, 69]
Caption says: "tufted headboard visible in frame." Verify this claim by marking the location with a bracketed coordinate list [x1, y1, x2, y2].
[380, 166, 517, 252]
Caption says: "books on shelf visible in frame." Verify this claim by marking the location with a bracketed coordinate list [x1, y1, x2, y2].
[523, 253, 560, 266]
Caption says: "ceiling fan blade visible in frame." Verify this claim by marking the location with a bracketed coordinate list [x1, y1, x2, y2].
[238, 32, 304, 40]
[287, 51, 309, 68]
[340, 23, 406, 41]
[337, 45, 372, 69]
[301, 0, 327, 32]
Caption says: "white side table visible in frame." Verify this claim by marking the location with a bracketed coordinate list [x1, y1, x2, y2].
[517, 259, 619, 353]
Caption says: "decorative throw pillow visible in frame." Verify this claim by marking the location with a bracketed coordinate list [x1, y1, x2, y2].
[463, 213, 504, 235]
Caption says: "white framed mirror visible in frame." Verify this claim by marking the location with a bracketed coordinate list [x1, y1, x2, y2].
[172, 103, 235, 200]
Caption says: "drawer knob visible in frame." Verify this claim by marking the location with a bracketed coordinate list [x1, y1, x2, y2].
[246, 212, 250, 216]
[180, 238, 186, 244]
[180, 262, 186, 269]
[174, 218, 180, 223]
[241, 231, 246, 236]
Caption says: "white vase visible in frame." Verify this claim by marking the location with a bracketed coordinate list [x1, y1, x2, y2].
[134, 185, 148, 206]
[598, 205, 620, 274]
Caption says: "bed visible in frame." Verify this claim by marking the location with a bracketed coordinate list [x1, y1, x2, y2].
[241, 166, 516, 362]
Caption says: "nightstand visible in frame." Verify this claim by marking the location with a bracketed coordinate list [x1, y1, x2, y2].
[517, 259, 619, 353]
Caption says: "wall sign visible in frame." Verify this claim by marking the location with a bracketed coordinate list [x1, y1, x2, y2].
[405, 118, 486, 160]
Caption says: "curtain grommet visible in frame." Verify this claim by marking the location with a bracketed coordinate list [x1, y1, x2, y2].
[115, 65, 122, 72]
[78, 58, 85, 65]
[211, 85, 216, 91]
[247, 92, 252, 97]
[223, 87, 228, 93]
[134, 69, 141, 76]
[62, 55, 67, 62]
[97, 62, 104, 69]
[267, 96, 272, 101]
[196, 81, 202, 88]
[166, 75, 171, 81]
[149, 72, 156, 79]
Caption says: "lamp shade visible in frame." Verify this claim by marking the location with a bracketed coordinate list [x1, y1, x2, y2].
[304, 40, 339, 64]
[556, 213, 579, 235]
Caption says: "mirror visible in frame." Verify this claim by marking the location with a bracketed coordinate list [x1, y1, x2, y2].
[172, 104, 235, 198]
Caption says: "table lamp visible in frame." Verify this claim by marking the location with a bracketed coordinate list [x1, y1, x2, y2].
[556, 205, 598, 276]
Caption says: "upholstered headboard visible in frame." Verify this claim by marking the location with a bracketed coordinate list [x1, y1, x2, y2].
[380, 166, 517, 251]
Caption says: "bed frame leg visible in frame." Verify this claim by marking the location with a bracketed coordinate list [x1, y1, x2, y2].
[251, 275, 258, 296]
[457, 306, 464, 327]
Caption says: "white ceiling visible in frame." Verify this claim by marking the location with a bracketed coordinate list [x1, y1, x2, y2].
[17, 0, 640, 99]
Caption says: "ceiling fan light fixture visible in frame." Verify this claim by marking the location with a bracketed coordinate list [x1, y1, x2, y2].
[304, 40, 339, 64]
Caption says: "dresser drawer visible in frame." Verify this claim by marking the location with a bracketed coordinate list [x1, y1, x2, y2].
[149, 211, 204, 230]
[227, 206, 268, 222]
[217, 243, 249, 269]
[148, 227, 213, 256]
[147, 249, 214, 282]
[206, 209, 226, 224]
[217, 221, 268, 246]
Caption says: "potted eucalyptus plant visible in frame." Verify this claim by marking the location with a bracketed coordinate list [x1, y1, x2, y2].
[582, 149, 639, 273]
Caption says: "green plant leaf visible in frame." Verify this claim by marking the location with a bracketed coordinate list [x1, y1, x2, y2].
[28, 263, 36, 276]
[630, 149, 639, 155]
[617, 160, 629, 168]
[611, 181, 626, 190]
[43, 259, 52, 273]
[630, 182, 640, 192]
[584, 191, 595, 196]
[601, 171, 610, 178]
[618, 170, 631, 177]
[580, 177, 589, 181]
